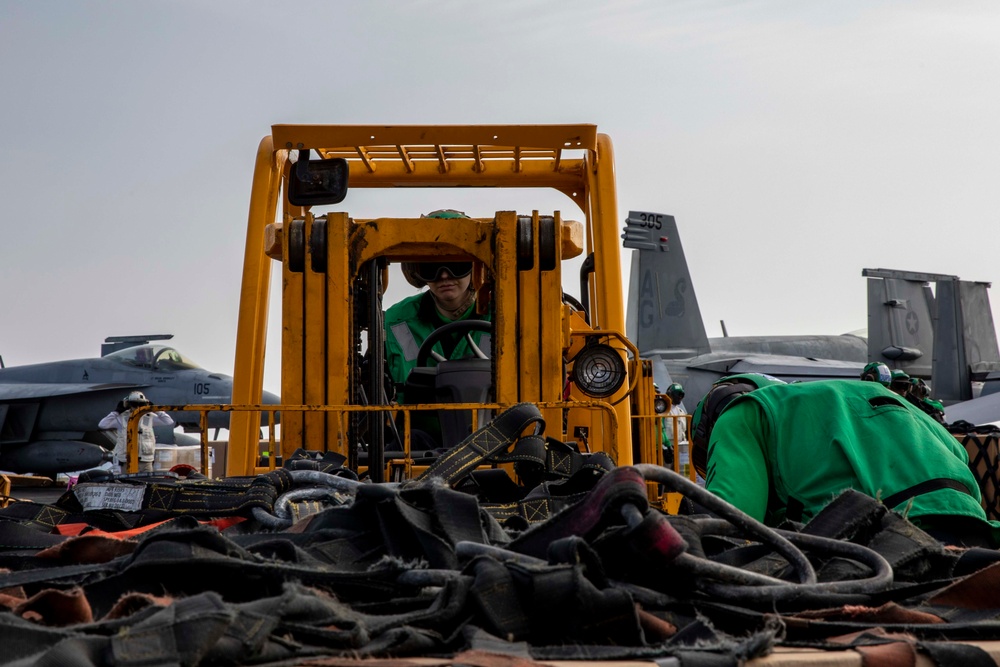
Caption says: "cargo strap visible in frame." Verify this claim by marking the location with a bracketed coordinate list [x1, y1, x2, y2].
[784, 478, 975, 523]
[511, 467, 667, 559]
[881, 478, 974, 512]
[418, 403, 616, 525]
[469, 453, 616, 527]
[417, 403, 545, 483]
[6, 469, 1000, 663]
[0, 471, 294, 535]
[500, 435, 614, 487]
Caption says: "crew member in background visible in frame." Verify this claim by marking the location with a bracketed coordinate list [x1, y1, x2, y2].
[860, 361, 893, 387]
[99, 391, 175, 473]
[906, 376, 948, 424]
[659, 383, 692, 476]
[889, 369, 912, 395]
[664, 382, 688, 443]
[691, 375, 997, 547]
[862, 364, 946, 424]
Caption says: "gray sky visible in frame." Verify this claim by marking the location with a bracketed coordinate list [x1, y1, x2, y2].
[2, 1, 998, 396]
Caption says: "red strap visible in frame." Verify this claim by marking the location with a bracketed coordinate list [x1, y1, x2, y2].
[54, 515, 246, 539]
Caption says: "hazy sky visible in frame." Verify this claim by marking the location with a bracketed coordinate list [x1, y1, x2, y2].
[2, 1, 998, 396]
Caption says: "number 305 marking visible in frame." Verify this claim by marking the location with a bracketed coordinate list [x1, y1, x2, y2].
[638, 212, 663, 230]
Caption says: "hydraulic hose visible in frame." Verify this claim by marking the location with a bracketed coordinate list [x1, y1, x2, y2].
[634, 464, 817, 585]
[251, 470, 374, 530]
[634, 464, 894, 603]
[695, 529, 893, 603]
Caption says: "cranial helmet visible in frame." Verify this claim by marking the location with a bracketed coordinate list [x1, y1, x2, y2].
[909, 376, 931, 400]
[889, 369, 911, 394]
[402, 210, 472, 288]
[666, 383, 685, 405]
[691, 373, 786, 477]
[861, 362, 893, 387]
[421, 209, 468, 219]
[124, 391, 151, 408]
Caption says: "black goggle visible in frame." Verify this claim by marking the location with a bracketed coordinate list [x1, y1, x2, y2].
[414, 262, 473, 282]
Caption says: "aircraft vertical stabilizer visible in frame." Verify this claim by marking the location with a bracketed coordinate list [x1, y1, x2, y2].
[865, 268, 1000, 403]
[933, 279, 1000, 402]
[959, 281, 1000, 373]
[624, 211, 710, 358]
[864, 269, 941, 379]
[932, 278, 969, 401]
[622, 213, 867, 403]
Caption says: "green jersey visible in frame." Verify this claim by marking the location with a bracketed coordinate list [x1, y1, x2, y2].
[384, 291, 491, 403]
[704, 380, 990, 531]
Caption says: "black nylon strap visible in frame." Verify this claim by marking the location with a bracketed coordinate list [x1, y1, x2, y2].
[483, 495, 575, 525]
[509, 467, 649, 559]
[785, 479, 974, 523]
[417, 403, 544, 484]
[882, 478, 974, 511]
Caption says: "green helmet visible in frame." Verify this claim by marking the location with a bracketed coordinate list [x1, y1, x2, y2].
[666, 382, 685, 405]
[691, 373, 785, 477]
[422, 209, 468, 219]
[909, 376, 931, 400]
[861, 362, 892, 387]
[889, 369, 911, 393]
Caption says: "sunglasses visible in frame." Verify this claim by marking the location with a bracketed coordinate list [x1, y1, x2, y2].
[415, 262, 473, 282]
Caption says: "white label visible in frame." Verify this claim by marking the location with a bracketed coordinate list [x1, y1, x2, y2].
[74, 484, 146, 512]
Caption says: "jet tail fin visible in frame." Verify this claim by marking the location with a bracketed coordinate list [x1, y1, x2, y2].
[864, 268, 1000, 402]
[933, 278, 1000, 402]
[864, 268, 941, 379]
[624, 212, 710, 357]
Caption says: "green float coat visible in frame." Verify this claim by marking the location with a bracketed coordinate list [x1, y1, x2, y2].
[384, 291, 491, 403]
[704, 379, 990, 530]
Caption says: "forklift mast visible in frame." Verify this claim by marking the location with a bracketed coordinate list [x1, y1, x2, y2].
[228, 125, 666, 483]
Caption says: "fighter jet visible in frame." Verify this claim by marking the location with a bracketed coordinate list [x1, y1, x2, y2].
[623, 211, 1000, 417]
[623, 211, 869, 407]
[0, 335, 280, 474]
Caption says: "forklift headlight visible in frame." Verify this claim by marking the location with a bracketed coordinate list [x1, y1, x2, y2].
[654, 397, 669, 414]
[571, 344, 626, 398]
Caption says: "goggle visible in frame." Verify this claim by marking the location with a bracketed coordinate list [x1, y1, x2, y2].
[414, 262, 473, 282]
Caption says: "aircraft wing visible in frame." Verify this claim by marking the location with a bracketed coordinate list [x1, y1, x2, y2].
[0, 383, 142, 401]
[945, 393, 1000, 427]
[688, 354, 864, 379]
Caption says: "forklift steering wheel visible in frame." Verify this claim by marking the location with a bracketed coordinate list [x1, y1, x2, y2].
[415, 320, 493, 367]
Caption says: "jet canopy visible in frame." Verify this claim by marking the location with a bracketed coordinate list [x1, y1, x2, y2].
[105, 345, 201, 371]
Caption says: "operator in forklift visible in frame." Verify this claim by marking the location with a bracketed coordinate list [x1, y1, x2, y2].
[383, 209, 494, 449]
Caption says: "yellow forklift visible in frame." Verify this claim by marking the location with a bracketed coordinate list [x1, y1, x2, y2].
[223, 124, 689, 504]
